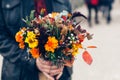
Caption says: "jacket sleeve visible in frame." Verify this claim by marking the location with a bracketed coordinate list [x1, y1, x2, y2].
[52, 0, 72, 13]
[0, 3, 38, 72]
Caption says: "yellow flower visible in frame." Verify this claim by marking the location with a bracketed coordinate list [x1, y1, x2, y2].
[25, 37, 38, 48]
[27, 31, 36, 39]
[45, 36, 58, 53]
[72, 43, 82, 56]
[51, 12, 59, 18]
[25, 31, 38, 48]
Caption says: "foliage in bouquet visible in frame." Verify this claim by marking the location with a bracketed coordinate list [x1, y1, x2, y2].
[15, 9, 96, 67]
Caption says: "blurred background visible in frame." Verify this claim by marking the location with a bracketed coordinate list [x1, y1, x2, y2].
[0, 0, 120, 80]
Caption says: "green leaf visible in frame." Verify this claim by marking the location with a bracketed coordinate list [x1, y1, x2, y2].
[30, 10, 35, 20]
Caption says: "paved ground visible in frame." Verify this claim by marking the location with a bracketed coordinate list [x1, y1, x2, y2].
[0, 0, 120, 80]
[72, 0, 120, 80]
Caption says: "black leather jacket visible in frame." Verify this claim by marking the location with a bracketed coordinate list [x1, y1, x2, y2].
[0, 0, 72, 80]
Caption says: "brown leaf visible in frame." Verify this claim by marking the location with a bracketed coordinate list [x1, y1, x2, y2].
[86, 33, 93, 40]
[87, 46, 97, 48]
[82, 51, 93, 65]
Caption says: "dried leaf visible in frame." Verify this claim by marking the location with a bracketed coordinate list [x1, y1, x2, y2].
[87, 46, 97, 48]
[86, 33, 93, 40]
[82, 51, 93, 65]
[71, 12, 87, 20]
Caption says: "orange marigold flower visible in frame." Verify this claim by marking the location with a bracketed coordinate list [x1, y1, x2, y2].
[68, 13, 72, 18]
[29, 48, 40, 58]
[41, 8, 46, 14]
[19, 42, 25, 49]
[68, 25, 74, 31]
[45, 36, 58, 53]
[21, 27, 27, 31]
[15, 31, 23, 42]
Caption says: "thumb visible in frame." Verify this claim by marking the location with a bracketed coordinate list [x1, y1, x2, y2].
[56, 72, 63, 80]
[43, 72, 54, 80]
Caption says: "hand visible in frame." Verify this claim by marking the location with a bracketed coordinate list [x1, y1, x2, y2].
[49, 65, 63, 75]
[36, 58, 64, 80]
[36, 58, 54, 80]
[50, 66, 64, 80]
[56, 72, 63, 80]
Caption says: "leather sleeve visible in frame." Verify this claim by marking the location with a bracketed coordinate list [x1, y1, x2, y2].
[0, 1, 38, 72]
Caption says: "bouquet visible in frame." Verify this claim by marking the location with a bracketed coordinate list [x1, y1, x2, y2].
[15, 9, 96, 68]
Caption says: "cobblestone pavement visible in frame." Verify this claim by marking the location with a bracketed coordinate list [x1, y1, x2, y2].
[0, 0, 120, 80]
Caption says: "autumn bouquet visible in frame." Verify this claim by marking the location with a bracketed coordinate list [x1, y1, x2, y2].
[15, 9, 96, 68]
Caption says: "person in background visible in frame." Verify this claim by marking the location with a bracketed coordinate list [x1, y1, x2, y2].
[99, 0, 114, 23]
[85, 0, 99, 27]
[0, 0, 72, 80]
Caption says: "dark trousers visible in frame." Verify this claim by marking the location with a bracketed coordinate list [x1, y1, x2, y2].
[87, 4, 99, 26]
[107, 4, 112, 23]
[100, 4, 112, 23]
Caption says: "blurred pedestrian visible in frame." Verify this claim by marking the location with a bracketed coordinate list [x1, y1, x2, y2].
[99, 0, 114, 23]
[0, 0, 72, 80]
[85, 0, 99, 27]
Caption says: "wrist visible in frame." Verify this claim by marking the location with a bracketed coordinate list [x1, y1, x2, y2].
[36, 58, 41, 72]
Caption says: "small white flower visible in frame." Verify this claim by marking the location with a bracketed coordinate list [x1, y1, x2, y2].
[72, 37, 75, 40]
[59, 10, 68, 18]
[38, 15, 42, 19]
[55, 16, 60, 21]
[48, 14, 52, 17]
[68, 37, 71, 39]
[71, 34, 74, 36]
[76, 36, 78, 39]
[70, 41, 72, 44]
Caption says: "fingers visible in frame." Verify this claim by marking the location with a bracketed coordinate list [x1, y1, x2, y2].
[51, 66, 63, 72]
[43, 72, 54, 80]
[43, 66, 62, 75]
[50, 70, 61, 76]
[36, 57, 64, 79]
[36, 58, 51, 73]
[39, 58, 50, 65]
[56, 72, 63, 80]
[50, 66, 64, 76]
[50, 65, 58, 70]
[43, 72, 63, 80]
